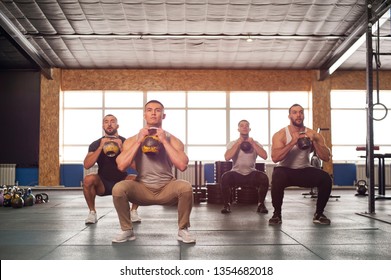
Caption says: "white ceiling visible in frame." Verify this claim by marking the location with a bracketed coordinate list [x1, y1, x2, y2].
[1, 0, 391, 79]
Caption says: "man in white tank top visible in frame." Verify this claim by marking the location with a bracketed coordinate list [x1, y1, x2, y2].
[111, 100, 196, 244]
[269, 104, 333, 225]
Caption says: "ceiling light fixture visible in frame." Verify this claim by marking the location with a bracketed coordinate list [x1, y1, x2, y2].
[328, 13, 389, 75]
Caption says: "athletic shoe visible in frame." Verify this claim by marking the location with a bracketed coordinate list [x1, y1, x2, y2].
[313, 213, 331, 225]
[131, 210, 142, 223]
[177, 228, 196, 244]
[256, 203, 269, 214]
[85, 211, 97, 224]
[112, 229, 136, 243]
[221, 204, 231, 214]
[268, 213, 282, 225]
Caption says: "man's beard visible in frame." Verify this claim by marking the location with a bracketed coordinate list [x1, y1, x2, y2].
[291, 118, 304, 128]
[105, 128, 117, 136]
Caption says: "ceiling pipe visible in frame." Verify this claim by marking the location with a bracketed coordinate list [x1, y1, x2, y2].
[0, 10, 52, 79]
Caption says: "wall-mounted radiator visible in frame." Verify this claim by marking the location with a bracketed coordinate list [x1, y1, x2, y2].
[356, 164, 391, 186]
[0, 164, 16, 185]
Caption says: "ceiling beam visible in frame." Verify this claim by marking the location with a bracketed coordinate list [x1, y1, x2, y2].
[318, 0, 391, 81]
[0, 10, 52, 79]
[40, 34, 342, 40]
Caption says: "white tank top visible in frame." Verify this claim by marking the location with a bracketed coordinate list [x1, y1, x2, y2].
[277, 126, 312, 169]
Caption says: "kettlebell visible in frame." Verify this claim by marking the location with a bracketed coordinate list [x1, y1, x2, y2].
[41, 193, 49, 203]
[24, 188, 36, 206]
[355, 180, 368, 195]
[35, 194, 43, 204]
[11, 193, 24, 208]
[297, 132, 312, 150]
[240, 141, 252, 153]
[103, 139, 120, 157]
[141, 135, 162, 155]
[3, 190, 12, 207]
[0, 187, 4, 207]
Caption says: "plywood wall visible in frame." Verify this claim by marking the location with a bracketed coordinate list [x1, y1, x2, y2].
[39, 68, 61, 186]
[61, 69, 313, 91]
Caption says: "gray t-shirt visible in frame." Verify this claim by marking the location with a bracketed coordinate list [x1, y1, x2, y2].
[227, 139, 263, 175]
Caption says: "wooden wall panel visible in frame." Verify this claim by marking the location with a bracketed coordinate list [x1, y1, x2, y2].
[331, 70, 391, 90]
[39, 68, 61, 186]
[312, 73, 332, 174]
[62, 69, 313, 91]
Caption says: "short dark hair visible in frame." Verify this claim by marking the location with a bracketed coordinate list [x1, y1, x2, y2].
[238, 119, 250, 126]
[103, 114, 117, 122]
[145, 100, 164, 108]
[289, 104, 303, 114]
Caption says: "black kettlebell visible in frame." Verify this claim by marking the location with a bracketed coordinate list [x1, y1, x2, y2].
[103, 139, 120, 157]
[356, 180, 368, 195]
[240, 141, 252, 153]
[142, 135, 162, 155]
[35, 194, 43, 204]
[297, 132, 312, 150]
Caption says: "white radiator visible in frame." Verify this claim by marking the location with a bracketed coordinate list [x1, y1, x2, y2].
[175, 164, 204, 185]
[356, 164, 391, 186]
[0, 164, 16, 185]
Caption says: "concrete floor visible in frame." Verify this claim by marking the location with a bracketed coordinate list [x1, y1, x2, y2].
[1, 187, 391, 260]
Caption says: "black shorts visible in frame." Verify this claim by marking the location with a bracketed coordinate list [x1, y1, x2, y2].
[100, 176, 123, 196]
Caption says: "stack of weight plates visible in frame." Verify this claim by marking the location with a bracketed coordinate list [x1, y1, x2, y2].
[193, 186, 208, 203]
[215, 161, 233, 183]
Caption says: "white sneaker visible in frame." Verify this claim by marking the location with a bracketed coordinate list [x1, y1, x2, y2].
[177, 228, 196, 244]
[112, 229, 136, 243]
[131, 210, 142, 223]
[85, 211, 97, 224]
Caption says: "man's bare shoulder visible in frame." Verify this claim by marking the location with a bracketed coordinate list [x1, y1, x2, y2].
[124, 134, 138, 144]
[273, 127, 286, 138]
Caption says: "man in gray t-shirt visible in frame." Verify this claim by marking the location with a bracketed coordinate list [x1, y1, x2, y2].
[220, 120, 269, 214]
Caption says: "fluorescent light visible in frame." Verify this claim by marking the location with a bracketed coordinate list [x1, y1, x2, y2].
[329, 13, 389, 75]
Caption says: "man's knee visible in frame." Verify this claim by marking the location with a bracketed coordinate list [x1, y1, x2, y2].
[83, 174, 97, 187]
[177, 180, 193, 194]
[112, 180, 128, 196]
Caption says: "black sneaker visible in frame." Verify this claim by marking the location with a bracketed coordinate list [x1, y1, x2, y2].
[313, 213, 331, 225]
[256, 203, 268, 214]
[221, 205, 231, 214]
[268, 213, 282, 225]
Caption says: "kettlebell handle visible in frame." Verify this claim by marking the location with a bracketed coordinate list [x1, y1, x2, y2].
[148, 127, 159, 135]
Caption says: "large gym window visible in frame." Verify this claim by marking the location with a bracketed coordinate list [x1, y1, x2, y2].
[60, 90, 311, 163]
[331, 90, 391, 162]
